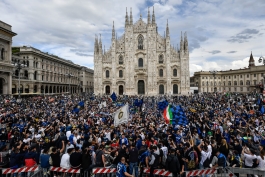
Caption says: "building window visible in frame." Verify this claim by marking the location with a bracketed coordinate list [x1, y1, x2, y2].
[247, 87, 250, 91]
[138, 58, 143, 67]
[240, 75, 242, 78]
[42, 75, 44, 81]
[246, 80, 250, 85]
[261, 73, 264, 76]
[254, 80, 257, 85]
[234, 87, 237, 91]
[138, 35, 144, 50]
[240, 87, 243, 92]
[228, 87, 231, 91]
[254, 74, 256, 77]
[173, 69, 177, 77]
[202, 77, 204, 79]
[206, 77, 207, 79]
[34, 71, 37, 80]
[106, 70, 109, 78]
[119, 70, 123, 78]
[229, 76, 231, 79]
[158, 55, 163, 63]
[234, 75, 236, 78]
[202, 82, 204, 86]
[228, 81, 231, 86]
[247, 74, 249, 78]
[1, 48, 4, 60]
[240, 81, 243, 85]
[119, 56, 123, 65]
[223, 77, 225, 79]
[159, 69, 163, 77]
[234, 81, 237, 86]
[24, 70, 28, 78]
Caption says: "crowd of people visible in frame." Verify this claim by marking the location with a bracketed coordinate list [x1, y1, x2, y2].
[0, 92, 264, 177]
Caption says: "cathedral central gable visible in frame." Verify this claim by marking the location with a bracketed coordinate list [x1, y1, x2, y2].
[133, 19, 147, 33]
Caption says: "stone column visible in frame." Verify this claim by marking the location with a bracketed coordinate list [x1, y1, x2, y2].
[8, 72, 12, 94]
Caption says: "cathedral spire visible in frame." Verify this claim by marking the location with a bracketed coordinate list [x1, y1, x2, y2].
[94, 34, 98, 53]
[184, 32, 188, 51]
[166, 19, 169, 37]
[147, 7, 151, 24]
[125, 7, 129, 27]
[180, 31, 184, 51]
[99, 34, 102, 54]
[112, 21, 115, 40]
[152, 6, 156, 24]
[130, 7, 133, 25]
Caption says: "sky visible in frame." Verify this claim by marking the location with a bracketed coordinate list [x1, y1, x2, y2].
[1, 0, 265, 76]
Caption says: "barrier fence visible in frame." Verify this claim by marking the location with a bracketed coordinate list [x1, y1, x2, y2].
[49, 166, 81, 173]
[2, 166, 39, 175]
[3, 166, 265, 177]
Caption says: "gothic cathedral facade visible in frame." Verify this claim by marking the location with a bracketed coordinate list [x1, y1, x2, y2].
[94, 8, 190, 95]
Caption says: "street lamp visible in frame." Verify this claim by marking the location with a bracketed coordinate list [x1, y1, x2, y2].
[259, 56, 265, 92]
[66, 73, 73, 94]
[12, 60, 26, 98]
[210, 70, 218, 92]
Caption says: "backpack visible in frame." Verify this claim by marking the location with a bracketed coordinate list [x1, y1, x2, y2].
[149, 153, 160, 167]
[187, 151, 196, 170]
[69, 134, 74, 144]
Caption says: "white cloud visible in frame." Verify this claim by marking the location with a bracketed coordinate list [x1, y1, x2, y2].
[0, 0, 264, 76]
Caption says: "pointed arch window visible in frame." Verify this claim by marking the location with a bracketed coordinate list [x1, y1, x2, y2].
[138, 58, 143, 67]
[173, 69, 177, 77]
[158, 55, 163, 63]
[138, 35, 144, 50]
[119, 70, 123, 78]
[106, 70, 110, 78]
[119, 56, 123, 65]
[159, 69, 163, 77]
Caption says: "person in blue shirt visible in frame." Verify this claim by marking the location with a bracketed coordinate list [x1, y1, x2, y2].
[116, 157, 134, 177]
[120, 134, 129, 147]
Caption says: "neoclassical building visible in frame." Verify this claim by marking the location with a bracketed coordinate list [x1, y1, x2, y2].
[0, 20, 16, 94]
[94, 8, 190, 95]
[192, 52, 265, 93]
[12, 46, 94, 95]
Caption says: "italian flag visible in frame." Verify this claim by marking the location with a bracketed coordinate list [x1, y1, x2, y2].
[163, 105, 173, 124]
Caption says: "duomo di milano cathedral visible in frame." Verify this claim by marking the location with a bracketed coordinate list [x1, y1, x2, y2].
[94, 7, 190, 95]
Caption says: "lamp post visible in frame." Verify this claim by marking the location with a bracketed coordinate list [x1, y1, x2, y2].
[12, 61, 25, 98]
[259, 56, 265, 93]
[66, 73, 73, 94]
[210, 70, 218, 92]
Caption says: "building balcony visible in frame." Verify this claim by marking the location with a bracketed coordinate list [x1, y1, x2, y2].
[134, 66, 147, 73]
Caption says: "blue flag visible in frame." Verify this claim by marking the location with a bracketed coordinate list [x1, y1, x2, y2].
[110, 92, 117, 102]
[72, 107, 79, 114]
[78, 101, 84, 107]
[170, 105, 189, 126]
[157, 100, 168, 111]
